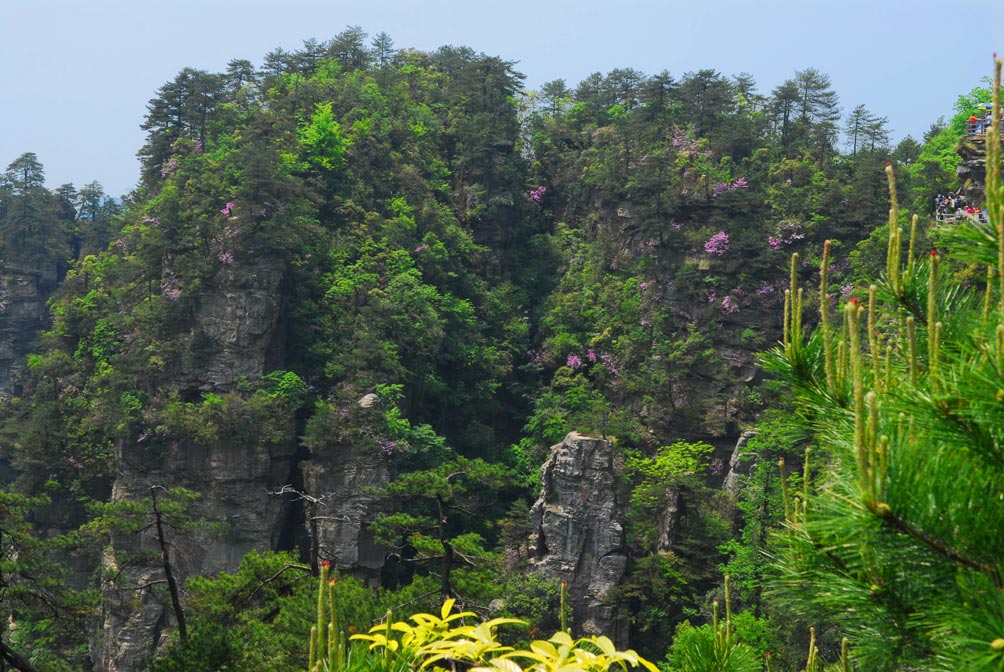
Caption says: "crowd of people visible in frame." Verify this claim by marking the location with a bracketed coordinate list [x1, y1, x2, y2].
[934, 191, 987, 223]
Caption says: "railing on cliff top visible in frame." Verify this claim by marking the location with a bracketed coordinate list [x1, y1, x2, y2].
[966, 116, 1004, 141]
[937, 211, 989, 224]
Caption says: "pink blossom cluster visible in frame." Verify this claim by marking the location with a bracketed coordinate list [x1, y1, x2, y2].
[378, 438, 398, 457]
[161, 272, 181, 301]
[704, 231, 730, 255]
[772, 220, 806, 247]
[529, 186, 547, 203]
[252, 199, 286, 218]
[220, 201, 235, 216]
[160, 156, 178, 177]
[712, 178, 749, 197]
[599, 352, 619, 377]
[564, 350, 619, 377]
[218, 251, 234, 265]
[670, 127, 707, 155]
[721, 296, 739, 314]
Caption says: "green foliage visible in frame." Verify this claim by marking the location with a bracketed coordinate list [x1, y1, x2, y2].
[0, 29, 993, 670]
[349, 598, 658, 672]
[370, 456, 512, 596]
[763, 66, 1004, 670]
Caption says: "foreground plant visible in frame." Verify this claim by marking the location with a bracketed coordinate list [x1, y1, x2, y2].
[339, 588, 655, 672]
[763, 56, 1004, 671]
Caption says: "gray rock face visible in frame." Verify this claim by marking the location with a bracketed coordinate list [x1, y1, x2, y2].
[302, 440, 388, 578]
[92, 262, 296, 671]
[957, 138, 987, 207]
[0, 263, 58, 398]
[654, 487, 683, 552]
[528, 432, 629, 644]
[92, 428, 299, 671]
[178, 261, 285, 391]
[723, 429, 757, 494]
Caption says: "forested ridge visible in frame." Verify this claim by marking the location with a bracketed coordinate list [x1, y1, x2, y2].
[0, 28, 999, 672]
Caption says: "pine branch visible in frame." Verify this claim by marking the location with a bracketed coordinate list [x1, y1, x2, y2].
[870, 502, 1000, 584]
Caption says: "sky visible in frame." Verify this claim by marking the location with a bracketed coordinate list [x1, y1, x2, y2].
[2, 0, 1002, 198]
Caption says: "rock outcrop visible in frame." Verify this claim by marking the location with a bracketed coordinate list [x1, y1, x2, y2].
[177, 261, 286, 392]
[302, 397, 389, 579]
[93, 262, 298, 671]
[722, 429, 757, 495]
[0, 262, 59, 398]
[528, 432, 629, 645]
[957, 137, 987, 207]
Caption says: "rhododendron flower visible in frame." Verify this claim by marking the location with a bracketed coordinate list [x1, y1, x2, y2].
[704, 231, 730, 255]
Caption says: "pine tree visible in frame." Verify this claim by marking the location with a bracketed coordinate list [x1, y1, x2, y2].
[763, 57, 1004, 671]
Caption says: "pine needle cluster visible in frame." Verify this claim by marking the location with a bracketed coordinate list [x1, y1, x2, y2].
[762, 57, 1004, 671]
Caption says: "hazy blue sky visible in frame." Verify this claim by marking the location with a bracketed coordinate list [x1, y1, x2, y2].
[2, 0, 1001, 198]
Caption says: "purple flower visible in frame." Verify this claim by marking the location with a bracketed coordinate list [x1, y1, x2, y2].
[566, 354, 583, 369]
[160, 156, 178, 177]
[757, 284, 775, 295]
[414, 243, 428, 253]
[768, 236, 783, 250]
[841, 283, 854, 298]
[164, 288, 181, 301]
[599, 353, 619, 377]
[217, 251, 234, 265]
[722, 296, 739, 314]
[712, 177, 748, 197]
[704, 231, 730, 255]
[529, 186, 548, 203]
[586, 349, 597, 362]
[220, 201, 235, 216]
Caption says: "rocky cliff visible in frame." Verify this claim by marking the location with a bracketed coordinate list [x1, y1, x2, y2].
[957, 136, 987, 206]
[92, 261, 299, 670]
[528, 432, 629, 645]
[0, 262, 59, 398]
[301, 392, 390, 580]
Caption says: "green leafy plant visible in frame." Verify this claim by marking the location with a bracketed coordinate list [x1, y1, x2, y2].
[345, 591, 656, 672]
